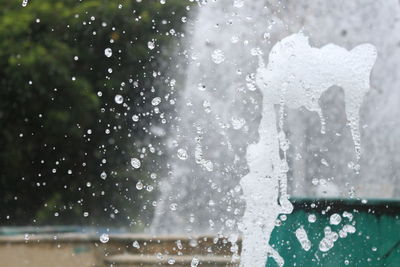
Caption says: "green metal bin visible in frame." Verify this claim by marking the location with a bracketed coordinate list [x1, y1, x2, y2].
[267, 198, 400, 267]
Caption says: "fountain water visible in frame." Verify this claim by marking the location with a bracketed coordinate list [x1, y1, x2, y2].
[153, 0, 400, 231]
[239, 32, 376, 266]
[151, 0, 398, 265]
[273, 0, 400, 199]
[152, 0, 279, 234]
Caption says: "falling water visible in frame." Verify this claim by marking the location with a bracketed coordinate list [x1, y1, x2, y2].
[240, 33, 376, 266]
[152, 0, 279, 234]
[274, 0, 400, 199]
[151, 0, 399, 264]
[152, 0, 400, 232]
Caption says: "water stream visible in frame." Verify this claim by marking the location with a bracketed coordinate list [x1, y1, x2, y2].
[240, 32, 376, 267]
[151, 0, 399, 265]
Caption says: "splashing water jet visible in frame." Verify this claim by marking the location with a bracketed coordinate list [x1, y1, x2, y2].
[239, 33, 377, 267]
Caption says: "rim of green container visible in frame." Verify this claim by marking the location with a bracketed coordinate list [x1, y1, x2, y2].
[290, 197, 400, 215]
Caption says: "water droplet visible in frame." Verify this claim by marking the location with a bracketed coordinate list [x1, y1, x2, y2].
[308, 214, 317, 223]
[339, 229, 347, 238]
[231, 35, 239, 43]
[100, 233, 109, 243]
[146, 185, 154, 192]
[225, 219, 235, 229]
[104, 48, 112, 57]
[233, 0, 244, 8]
[203, 160, 214, 172]
[203, 100, 211, 113]
[170, 203, 178, 211]
[263, 32, 271, 40]
[231, 117, 245, 130]
[100, 171, 107, 180]
[347, 161, 360, 171]
[342, 224, 356, 234]
[114, 94, 123, 104]
[324, 226, 332, 235]
[321, 158, 329, 167]
[319, 231, 339, 252]
[136, 181, 143, 190]
[329, 213, 342, 225]
[319, 237, 334, 252]
[250, 47, 262, 56]
[211, 49, 225, 64]
[148, 41, 155, 50]
[177, 148, 188, 160]
[167, 258, 175, 265]
[132, 240, 140, 248]
[21, 0, 28, 7]
[245, 73, 256, 91]
[151, 97, 161, 106]
[295, 226, 311, 251]
[132, 115, 139, 122]
[189, 239, 198, 247]
[191, 257, 199, 267]
[131, 158, 141, 169]
[343, 211, 353, 221]
[197, 83, 206, 91]
[176, 240, 183, 250]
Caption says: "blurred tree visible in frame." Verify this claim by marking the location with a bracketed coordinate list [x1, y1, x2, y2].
[0, 0, 188, 229]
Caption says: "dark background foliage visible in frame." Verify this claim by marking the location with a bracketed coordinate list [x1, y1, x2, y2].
[0, 0, 187, 229]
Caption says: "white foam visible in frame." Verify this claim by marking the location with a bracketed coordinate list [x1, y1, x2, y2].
[240, 33, 376, 266]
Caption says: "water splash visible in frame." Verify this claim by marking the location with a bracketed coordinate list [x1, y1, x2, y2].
[240, 33, 376, 266]
[295, 226, 311, 251]
[150, 0, 275, 234]
[194, 127, 214, 172]
[319, 227, 338, 252]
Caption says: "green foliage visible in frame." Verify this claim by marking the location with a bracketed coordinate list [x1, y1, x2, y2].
[0, 0, 188, 228]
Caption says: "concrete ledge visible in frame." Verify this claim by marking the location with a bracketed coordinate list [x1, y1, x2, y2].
[104, 254, 238, 267]
[0, 233, 237, 267]
[0, 233, 227, 243]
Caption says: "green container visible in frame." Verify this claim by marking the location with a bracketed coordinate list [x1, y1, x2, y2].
[267, 198, 400, 267]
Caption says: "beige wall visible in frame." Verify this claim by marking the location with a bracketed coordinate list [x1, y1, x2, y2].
[0, 234, 235, 267]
